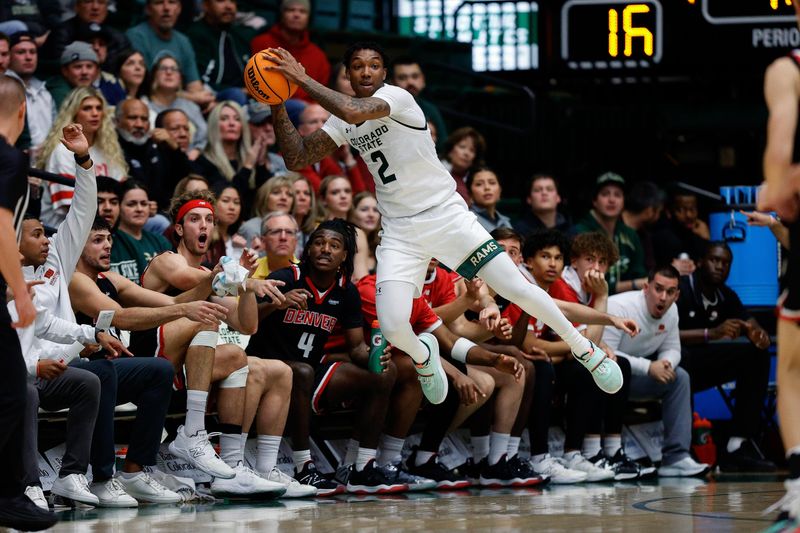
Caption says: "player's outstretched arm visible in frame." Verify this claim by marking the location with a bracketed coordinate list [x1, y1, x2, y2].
[554, 298, 638, 335]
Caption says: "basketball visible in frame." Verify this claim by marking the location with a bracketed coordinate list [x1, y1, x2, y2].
[244, 51, 298, 105]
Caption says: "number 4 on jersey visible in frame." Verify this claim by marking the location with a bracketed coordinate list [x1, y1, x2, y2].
[370, 150, 396, 185]
[298, 332, 315, 359]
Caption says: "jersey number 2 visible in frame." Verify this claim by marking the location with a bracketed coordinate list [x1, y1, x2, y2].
[370, 150, 397, 185]
[298, 332, 315, 359]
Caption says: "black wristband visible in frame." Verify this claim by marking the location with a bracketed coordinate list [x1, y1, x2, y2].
[74, 152, 91, 165]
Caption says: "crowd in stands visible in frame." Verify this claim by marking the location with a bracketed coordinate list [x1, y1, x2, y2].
[0, 0, 782, 507]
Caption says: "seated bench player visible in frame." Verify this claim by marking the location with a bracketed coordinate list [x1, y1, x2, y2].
[247, 219, 406, 495]
[139, 190, 304, 497]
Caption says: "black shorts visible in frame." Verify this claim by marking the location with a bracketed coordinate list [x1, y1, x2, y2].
[312, 361, 344, 414]
[128, 326, 185, 390]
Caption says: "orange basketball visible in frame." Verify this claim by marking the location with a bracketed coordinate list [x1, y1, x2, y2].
[244, 51, 298, 105]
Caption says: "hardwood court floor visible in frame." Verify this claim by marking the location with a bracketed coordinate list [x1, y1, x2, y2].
[42, 475, 786, 532]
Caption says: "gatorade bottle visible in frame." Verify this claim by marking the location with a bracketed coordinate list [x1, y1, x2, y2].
[368, 320, 386, 374]
[691, 412, 717, 466]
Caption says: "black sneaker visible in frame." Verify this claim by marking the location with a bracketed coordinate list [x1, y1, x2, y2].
[719, 440, 777, 473]
[379, 462, 437, 492]
[603, 449, 640, 481]
[452, 457, 485, 485]
[0, 495, 59, 531]
[346, 459, 408, 495]
[294, 461, 345, 496]
[635, 457, 657, 478]
[506, 455, 549, 487]
[479, 455, 515, 488]
[406, 449, 471, 490]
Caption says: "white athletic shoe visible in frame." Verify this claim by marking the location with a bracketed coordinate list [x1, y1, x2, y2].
[416, 332, 448, 405]
[657, 456, 710, 477]
[90, 478, 139, 507]
[259, 467, 317, 498]
[115, 472, 182, 504]
[51, 473, 100, 506]
[572, 340, 623, 394]
[169, 425, 236, 479]
[24, 485, 48, 510]
[211, 462, 287, 499]
[530, 455, 588, 484]
[561, 453, 614, 482]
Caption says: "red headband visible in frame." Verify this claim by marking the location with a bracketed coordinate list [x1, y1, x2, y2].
[176, 199, 214, 223]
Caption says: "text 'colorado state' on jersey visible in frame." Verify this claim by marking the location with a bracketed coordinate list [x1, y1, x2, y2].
[321, 84, 456, 219]
[245, 264, 364, 367]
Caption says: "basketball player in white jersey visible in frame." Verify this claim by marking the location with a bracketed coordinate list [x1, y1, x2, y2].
[266, 42, 626, 404]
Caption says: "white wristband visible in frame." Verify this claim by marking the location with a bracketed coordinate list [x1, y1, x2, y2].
[451, 337, 477, 364]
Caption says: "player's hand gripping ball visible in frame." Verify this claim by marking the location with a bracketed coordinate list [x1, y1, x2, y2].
[244, 51, 298, 105]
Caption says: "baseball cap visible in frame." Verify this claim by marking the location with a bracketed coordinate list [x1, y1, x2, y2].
[75, 22, 112, 44]
[60, 41, 99, 66]
[594, 171, 625, 195]
[9, 31, 37, 49]
[247, 101, 272, 125]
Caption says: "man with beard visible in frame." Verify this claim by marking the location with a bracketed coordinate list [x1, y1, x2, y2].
[6, 32, 55, 151]
[115, 98, 191, 215]
[142, 190, 311, 497]
[70, 216, 288, 499]
[677, 242, 775, 472]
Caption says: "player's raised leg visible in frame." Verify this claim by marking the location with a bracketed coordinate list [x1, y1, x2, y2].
[376, 279, 448, 404]
[475, 253, 623, 394]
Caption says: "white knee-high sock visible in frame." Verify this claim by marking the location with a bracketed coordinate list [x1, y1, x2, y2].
[376, 280, 430, 364]
[479, 255, 591, 354]
[256, 435, 282, 474]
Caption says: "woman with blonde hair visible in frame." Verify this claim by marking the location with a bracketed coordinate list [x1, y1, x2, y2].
[237, 174, 295, 250]
[192, 100, 269, 214]
[289, 174, 323, 258]
[349, 191, 381, 274]
[37, 87, 127, 228]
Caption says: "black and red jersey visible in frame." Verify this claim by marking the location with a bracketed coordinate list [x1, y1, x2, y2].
[246, 264, 364, 366]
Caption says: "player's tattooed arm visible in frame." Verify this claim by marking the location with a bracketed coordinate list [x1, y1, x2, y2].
[302, 81, 390, 124]
[272, 105, 338, 170]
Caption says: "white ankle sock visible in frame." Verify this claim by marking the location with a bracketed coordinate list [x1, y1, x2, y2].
[415, 451, 436, 467]
[240, 433, 248, 457]
[256, 435, 281, 474]
[472, 435, 490, 462]
[377, 434, 405, 466]
[582, 436, 602, 458]
[507, 436, 521, 459]
[727, 436, 745, 454]
[603, 436, 622, 458]
[292, 449, 312, 469]
[344, 439, 360, 466]
[185, 390, 208, 436]
[219, 433, 243, 467]
[489, 432, 510, 465]
[355, 447, 377, 472]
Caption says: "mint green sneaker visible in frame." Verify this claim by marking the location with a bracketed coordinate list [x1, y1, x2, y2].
[573, 341, 623, 394]
[416, 333, 448, 404]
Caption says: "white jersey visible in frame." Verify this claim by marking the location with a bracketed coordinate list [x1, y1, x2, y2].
[321, 84, 456, 218]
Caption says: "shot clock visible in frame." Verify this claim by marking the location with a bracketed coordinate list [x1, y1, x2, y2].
[561, 0, 663, 70]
